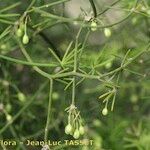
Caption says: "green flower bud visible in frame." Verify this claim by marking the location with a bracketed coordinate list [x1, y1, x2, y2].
[1, 44, 7, 50]
[79, 125, 85, 135]
[6, 114, 12, 121]
[16, 28, 23, 37]
[6, 104, 12, 112]
[22, 34, 29, 44]
[91, 21, 97, 31]
[104, 28, 111, 37]
[17, 92, 26, 102]
[93, 119, 102, 127]
[130, 94, 138, 103]
[94, 136, 102, 148]
[2, 80, 9, 87]
[73, 129, 80, 139]
[65, 124, 72, 135]
[52, 92, 59, 100]
[105, 62, 112, 69]
[102, 108, 108, 116]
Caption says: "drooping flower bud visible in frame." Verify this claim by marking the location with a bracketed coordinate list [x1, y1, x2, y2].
[104, 28, 111, 37]
[79, 125, 85, 135]
[22, 34, 29, 44]
[6, 114, 12, 121]
[17, 92, 26, 102]
[65, 124, 72, 135]
[102, 108, 108, 116]
[73, 129, 80, 139]
[6, 104, 12, 112]
[16, 28, 23, 37]
[91, 21, 97, 31]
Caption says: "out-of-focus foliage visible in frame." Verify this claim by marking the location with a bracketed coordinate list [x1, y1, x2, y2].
[0, 0, 150, 150]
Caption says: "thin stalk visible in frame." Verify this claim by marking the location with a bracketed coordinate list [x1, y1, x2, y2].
[0, 2, 21, 13]
[71, 78, 75, 105]
[26, 0, 36, 12]
[34, 0, 70, 10]
[0, 18, 15, 25]
[71, 26, 83, 105]
[89, 0, 97, 18]
[98, 0, 121, 16]
[0, 55, 58, 67]
[44, 79, 53, 142]
[17, 39, 52, 79]
[111, 90, 117, 111]
[0, 26, 11, 40]
[0, 14, 20, 17]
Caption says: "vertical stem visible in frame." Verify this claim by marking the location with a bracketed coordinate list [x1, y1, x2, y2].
[24, 17, 27, 35]
[44, 79, 53, 142]
[111, 91, 116, 111]
[71, 78, 75, 105]
[74, 39, 78, 72]
[74, 26, 82, 72]
[89, 0, 97, 18]
[18, 39, 51, 79]
[71, 27, 82, 105]
[26, 0, 36, 12]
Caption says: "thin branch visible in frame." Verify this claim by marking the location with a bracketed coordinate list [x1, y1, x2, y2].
[44, 79, 53, 142]
[98, 0, 122, 16]
[0, 55, 58, 67]
[89, 0, 97, 18]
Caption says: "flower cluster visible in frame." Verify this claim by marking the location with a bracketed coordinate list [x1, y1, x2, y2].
[16, 17, 29, 44]
[99, 87, 117, 115]
[65, 104, 85, 139]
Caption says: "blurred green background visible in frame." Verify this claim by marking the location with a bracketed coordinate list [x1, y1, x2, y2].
[0, 0, 150, 150]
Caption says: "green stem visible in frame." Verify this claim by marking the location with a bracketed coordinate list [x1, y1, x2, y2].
[98, 0, 121, 16]
[0, 14, 20, 17]
[0, 26, 11, 40]
[71, 27, 83, 105]
[26, 0, 36, 11]
[0, 19, 15, 25]
[72, 78, 75, 105]
[24, 17, 27, 35]
[44, 79, 53, 142]
[0, 2, 21, 13]
[33, 0, 70, 10]
[17, 39, 52, 79]
[0, 55, 58, 67]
